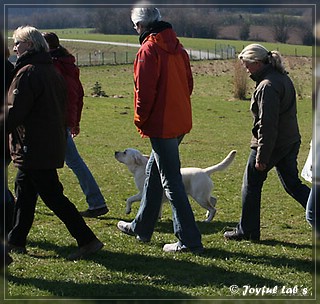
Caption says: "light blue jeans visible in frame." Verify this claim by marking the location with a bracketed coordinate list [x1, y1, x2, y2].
[131, 136, 203, 250]
[65, 129, 105, 210]
[306, 139, 319, 235]
[306, 190, 314, 225]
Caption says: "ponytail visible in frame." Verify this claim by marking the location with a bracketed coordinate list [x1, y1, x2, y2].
[267, 51, 287, 74]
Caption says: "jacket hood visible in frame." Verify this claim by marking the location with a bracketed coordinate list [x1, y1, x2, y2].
[50, 48, 76, 65]
[140, 21, 181, 54]
[52, 53, 76, 65]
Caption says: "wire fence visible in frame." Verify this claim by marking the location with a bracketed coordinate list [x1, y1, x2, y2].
[73, 44, 237, 66]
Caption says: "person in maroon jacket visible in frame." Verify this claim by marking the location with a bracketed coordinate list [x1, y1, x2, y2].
[7, 26, 103, 260]
[43, 32, 108, 218]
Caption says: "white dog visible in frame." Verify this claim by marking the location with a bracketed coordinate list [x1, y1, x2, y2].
[114, 148, 236, 222]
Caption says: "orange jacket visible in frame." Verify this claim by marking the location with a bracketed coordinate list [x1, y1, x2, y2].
[133, 23, 193, 138]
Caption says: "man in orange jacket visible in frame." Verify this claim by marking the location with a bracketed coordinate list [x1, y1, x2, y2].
[117, 7, 203, 253]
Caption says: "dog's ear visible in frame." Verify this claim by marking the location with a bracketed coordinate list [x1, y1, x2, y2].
[134, 153, 149, 165]
[134, 154, 144, 165]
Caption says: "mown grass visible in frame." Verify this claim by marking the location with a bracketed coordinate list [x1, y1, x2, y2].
[3, 46, 316, 302]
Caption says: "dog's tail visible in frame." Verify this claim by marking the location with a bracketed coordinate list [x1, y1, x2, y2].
[203, 150, 237, 176]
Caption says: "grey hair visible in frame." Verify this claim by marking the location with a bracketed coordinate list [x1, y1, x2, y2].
[131, 7, 161, 28]
[238, 43, 287, 74]
[13, 25, 49, 53]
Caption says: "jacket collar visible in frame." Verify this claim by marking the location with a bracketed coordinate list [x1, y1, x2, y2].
[139, 21, 172, 45]
[250, 64, 273, 83]
[13, 51, 52, 75]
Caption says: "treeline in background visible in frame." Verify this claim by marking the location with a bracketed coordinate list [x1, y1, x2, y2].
[7, 6, 314, 45]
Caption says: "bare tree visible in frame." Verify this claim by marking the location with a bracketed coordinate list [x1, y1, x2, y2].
[239, 21, 250, 41]
[271, 14, 291, 43]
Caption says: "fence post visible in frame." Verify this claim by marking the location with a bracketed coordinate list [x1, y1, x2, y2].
[102, 52, 104, 65]
[113, 52, 117, 64]
[76, 53, 78, 66]
[89, 53, 91, 66]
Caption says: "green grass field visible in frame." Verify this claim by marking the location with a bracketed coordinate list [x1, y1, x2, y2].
[2, 36, 316, 303]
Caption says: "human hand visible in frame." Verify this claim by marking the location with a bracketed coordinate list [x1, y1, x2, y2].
[70, 126, 80, 138]
[255, 161, 267, 171]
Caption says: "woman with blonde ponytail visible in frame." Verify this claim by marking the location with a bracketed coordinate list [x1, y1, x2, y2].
[268, 50, 287, 74]
[224, 43, 310, 241]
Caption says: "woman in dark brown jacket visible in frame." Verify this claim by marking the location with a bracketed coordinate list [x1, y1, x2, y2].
[224, 44, 310, 241]
[7, 26, 103, 260]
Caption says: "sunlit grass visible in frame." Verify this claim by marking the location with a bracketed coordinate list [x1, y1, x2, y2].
[4, 56, 315, 302]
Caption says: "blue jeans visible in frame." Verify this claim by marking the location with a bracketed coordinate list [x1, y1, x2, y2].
[131, 136, 203, 250]
[306, 141, 319, 235]
[65, 129, 105, 210]
[237, 141, 310, 238]
[306, 190, 314, 226]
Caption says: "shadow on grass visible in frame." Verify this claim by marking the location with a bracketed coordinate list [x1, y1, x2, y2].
[7, 238, 313, 299]
[153, 219, 238, 235]
[259, 239, 313, 250]
[6, 275, 190, 299]
[7, 249, 282, 299]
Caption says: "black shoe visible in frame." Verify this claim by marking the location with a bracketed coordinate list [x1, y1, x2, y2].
[80, 206, 109, 218]
[224, 228, 260, 241]
[7, 243, 27, 254]
[67, 238, 104, 260]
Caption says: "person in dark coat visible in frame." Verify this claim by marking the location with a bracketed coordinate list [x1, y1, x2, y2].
[0, 31, 14, 268]
[224, 44, 310, 241]
[7, 26, 103, 260]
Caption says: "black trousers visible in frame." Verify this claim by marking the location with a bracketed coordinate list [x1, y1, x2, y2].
[8, 168, 97, 247]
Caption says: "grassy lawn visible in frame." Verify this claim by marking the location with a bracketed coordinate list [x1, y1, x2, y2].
[3, 53, 316, 302]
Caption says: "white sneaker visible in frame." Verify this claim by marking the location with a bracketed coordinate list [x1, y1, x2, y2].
[117, 221, 150, 242]
[163, 241, 204, 254]
[117, 221, 135, 236]
[163, 242, 189, 252]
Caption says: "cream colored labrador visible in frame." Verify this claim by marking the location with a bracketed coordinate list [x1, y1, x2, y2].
[114, 148, 236, 222]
